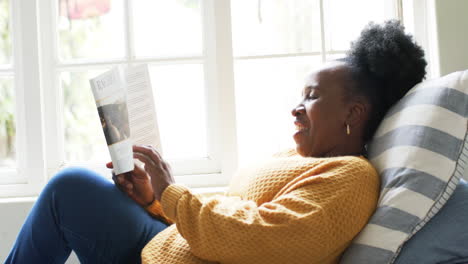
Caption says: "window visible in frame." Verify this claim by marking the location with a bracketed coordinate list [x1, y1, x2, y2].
[0, 0, 403, 197]
[44, 0, 228, 185]
[56, 0, 208, 163]
[231, 0, 400, 166]
[0, 0, 18, 189]
[0, 0, 15, 171]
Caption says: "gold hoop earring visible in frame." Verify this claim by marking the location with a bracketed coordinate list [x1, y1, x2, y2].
[346, 124, 351, 135]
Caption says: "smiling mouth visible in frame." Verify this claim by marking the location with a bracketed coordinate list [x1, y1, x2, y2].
[294, 122, 308, 132]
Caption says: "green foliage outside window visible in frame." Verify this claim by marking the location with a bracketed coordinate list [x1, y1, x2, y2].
[0, 78, 14, 166]
[0, 0, 14, 166]
[0, 0, 11, 64]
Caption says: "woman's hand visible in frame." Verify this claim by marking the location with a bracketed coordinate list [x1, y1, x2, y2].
[108, 144, 175, 205]
[133, 145, 175, 201]
[107, 160, 155, 207]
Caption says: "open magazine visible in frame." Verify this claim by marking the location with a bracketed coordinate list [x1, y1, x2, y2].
[89, 64, 162, 175]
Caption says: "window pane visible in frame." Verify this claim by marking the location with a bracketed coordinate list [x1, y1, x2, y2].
[133, 0, 202, 58]
[234, 56, 321, 166]
[61, 70, 110, 162]
[231, 0, 321, 56]
[325, 0, 396, 51]
[148, 64, 207, 159]
[326, 53, 346, 62]
[0, 77, 15, 167]
[62, 65, 207, 163]
[0, 0, 12, 65]
[58, 0, 125, 61]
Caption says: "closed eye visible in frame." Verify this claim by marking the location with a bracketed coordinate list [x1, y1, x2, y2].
[305, 93, 319, 100]
[302, 86, 319, 100]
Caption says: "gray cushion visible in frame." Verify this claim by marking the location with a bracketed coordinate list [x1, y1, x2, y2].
[394, 179, 468, 264]
[340, 70, 468, 264]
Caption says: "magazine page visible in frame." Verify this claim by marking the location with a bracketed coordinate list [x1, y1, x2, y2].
[90, 67, 134, 175]
[125, 64, 162, 152]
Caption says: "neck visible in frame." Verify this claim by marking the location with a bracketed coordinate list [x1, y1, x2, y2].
[323, 136, 365, 157]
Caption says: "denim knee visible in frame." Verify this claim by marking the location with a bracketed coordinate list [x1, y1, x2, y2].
[44, 167, 104, 196]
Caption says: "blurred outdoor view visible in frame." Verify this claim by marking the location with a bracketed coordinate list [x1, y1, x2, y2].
[0, 0, 395, 166]
[231, 0, 322, 56]
[0, 0, 15, 168]
[58, 0, 121, 162]
[59, 0, 203, 162]
[231, 0, 394, 166]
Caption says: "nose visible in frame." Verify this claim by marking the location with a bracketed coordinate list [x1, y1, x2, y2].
[292, 105, 306, 117]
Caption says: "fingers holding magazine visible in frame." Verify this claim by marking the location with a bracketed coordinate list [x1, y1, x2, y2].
[107, 161, 155, 207]
[133, 145, 175, 202]
[107, 144, 174, 205]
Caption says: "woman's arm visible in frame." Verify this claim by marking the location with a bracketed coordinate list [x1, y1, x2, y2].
[160, 160, 379, 263]
[133, 144, 379, 262]
[161, 183, 328, 262]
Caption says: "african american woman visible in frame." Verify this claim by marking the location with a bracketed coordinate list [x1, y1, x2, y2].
[6, 20, 427, 264]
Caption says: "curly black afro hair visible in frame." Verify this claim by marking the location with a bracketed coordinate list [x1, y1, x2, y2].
[343, 20, 427, 143]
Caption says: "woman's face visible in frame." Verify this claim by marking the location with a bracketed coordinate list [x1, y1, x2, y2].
[292, 61, 352, 157]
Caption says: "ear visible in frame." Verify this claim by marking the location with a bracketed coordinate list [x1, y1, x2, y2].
[344, 98, 368, 128]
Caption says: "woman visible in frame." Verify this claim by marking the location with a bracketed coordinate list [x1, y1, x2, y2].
[5, 20, 426, 264]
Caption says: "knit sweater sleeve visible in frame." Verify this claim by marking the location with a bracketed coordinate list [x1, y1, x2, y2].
[160, 158, 379, 263]
[145, 199, 174, 225]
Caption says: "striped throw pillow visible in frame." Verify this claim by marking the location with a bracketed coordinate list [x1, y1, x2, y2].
[340, 70, 468, 264]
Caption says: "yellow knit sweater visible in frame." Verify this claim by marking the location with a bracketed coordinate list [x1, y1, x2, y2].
[141, 150, 379, 264]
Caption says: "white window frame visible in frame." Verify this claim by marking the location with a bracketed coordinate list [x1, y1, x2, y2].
[233, 0, 401, 63]
[0, 0, 238, 198]
[232, 0, 402, 165]
[39, 0, 238, 184]
[0, 0, 46, 197]
[0, 0, 417, 198]
[401, 0, 440, 79]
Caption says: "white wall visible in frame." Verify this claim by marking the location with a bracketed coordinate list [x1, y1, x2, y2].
[0, 198, 79, 263]
[0, 199, 32, 262]
[434, 0, 468, 75]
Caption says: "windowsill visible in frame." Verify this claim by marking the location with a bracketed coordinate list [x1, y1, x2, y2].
[0, 186, 228, 203]
[0, 196, 37, 204]
[0, 169, 231, 198]
[191, 186, 227, 195]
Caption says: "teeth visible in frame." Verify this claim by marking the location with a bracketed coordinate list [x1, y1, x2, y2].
[295, 124, 307, 131]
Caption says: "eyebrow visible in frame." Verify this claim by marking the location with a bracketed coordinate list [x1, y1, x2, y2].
[303, 85, 320, 93]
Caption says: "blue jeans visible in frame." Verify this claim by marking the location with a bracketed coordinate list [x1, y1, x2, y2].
[5, 167, 169, 264]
